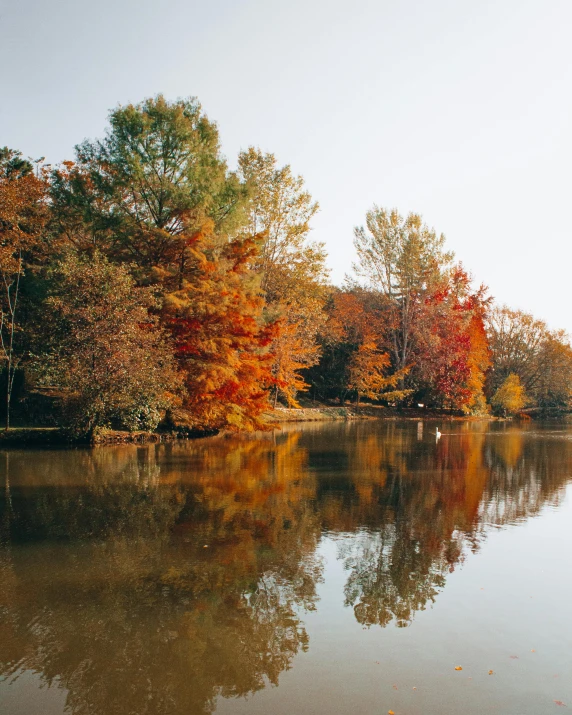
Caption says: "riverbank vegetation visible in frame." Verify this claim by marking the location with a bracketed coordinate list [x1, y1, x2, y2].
[1, 96, 571, 436]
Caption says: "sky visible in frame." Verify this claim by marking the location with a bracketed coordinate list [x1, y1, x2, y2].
[1, 0, 571, 333]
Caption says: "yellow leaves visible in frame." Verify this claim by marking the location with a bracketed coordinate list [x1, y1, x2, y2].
[454, 666, 463, 671]
[491, 373, 528, 416]
[488, 669, 494, 675]
[388, 711, 395, 715]
[271, 310, 321, 406]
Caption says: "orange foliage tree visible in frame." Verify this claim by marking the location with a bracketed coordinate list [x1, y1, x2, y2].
[0, 148, 47, 428]
[163, 226, 277, 431]
[313, 290, 409, 405]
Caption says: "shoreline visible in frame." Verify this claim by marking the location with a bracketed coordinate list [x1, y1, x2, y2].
[0, 406, 567, 447]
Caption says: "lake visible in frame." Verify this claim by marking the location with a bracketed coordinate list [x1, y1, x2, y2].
[1, 419, 571, 714]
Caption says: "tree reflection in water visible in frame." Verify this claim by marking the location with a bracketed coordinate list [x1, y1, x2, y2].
[0, 434, 322, 715]
[0, 420, 571, 714]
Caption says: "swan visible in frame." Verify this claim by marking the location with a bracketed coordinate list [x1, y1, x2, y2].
[435, 427, 441, 440]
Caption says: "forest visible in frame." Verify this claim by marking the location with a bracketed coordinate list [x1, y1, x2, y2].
[1, 95, 571, 436]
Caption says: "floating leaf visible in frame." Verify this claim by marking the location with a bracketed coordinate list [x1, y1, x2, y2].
[509, 655, 519, 659]
[554, 701, 566, 707]
[388, 711, 395, 715]
[455, 666, 463, 671]
[488, 670, 494, 675]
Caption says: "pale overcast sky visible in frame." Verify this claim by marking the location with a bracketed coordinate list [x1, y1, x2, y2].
[1, 0, 571, 333]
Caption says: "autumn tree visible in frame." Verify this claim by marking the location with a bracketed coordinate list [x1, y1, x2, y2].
[50, 95, 247, 283]
[353, 207, 453, 376]
[487, 306, 572, 410]
[412, 266, 491, 412]
[0, 148, 47, 428]
[238, 148, 329, 405]
[535, 332, 572, 410]
[34, 252, 181, 435]
[163, 225, 276, 431]
[271, 319, 319, 407]
[50, 97, 279, 429]
[348, 342, 407, 406]
[309, 289, 409, 405]
[490, 373, 527, 416]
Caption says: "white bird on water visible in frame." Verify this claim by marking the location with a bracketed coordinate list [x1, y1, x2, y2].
[435, 427, 442, 440]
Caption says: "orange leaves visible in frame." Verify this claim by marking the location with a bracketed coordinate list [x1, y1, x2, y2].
[272, 317, 319, 407]
[0, 159, 47, 271]
[454, 666, 463, 671]
[165, 229, 276, 431]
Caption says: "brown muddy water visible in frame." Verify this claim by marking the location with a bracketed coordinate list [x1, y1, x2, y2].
[1, 420, 571, 715]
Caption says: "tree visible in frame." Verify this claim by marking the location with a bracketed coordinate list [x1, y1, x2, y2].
[487, 306, 546, 395]
[271, 319, 319, 407]
[35, 252, 181, 435]
[238, 148, 329, 404]
[412, 266, 491, 411]
[308, 289, 409, 405]
[238, 148, 324, 301]
[0, 148, 47, 428]
[163, 224, 276, 431]
[535, 331, 572, 410]
[50, 97, 280, 429]
[353, 207, 453, 376]
[51, 95, 247, 285]
[348, 342, 407, 406]
[491, 373, 527, 416]
[487, 306, 572, 410]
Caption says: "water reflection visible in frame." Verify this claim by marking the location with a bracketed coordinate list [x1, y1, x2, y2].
[1, 421, 571, 714]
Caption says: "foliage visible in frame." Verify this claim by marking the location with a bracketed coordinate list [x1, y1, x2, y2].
[491, 373, 527, 416]
[348, 342, 407, 405]
[271, 318, 319, 406]
[50, 95, 247, 282]
[487, 306, 572, 410]
[0, 148, 48, 427]
[238, 148, 328, 404]
[3, 96, 571, 431]
[353, 207, 453, 374]
[309, 289, 410, 405]
[34, 252, 181, 435]
[50, 98, 278, 431]
[163, 224, 276, 431]
[412, 266, 491, 411]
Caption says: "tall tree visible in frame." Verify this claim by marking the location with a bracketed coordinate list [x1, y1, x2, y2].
[0, 148, 47, 428]
[412, 266, 491, 411]
[163, 224, 276, 431]
[238, 148, 329, 404]
[51, 95, 247, 284]
[50, 97, 279, 429]
[353, 207, 453, 376]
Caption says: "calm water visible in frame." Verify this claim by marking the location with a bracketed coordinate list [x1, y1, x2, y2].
[1, 420, 572, 715]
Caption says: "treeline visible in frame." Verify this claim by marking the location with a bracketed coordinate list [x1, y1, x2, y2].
[1, 96, 571, 434]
